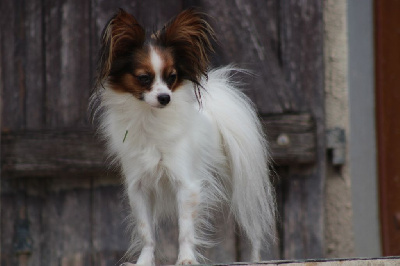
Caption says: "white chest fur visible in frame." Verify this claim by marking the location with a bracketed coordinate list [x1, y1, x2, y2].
[101, 86, 221, 187]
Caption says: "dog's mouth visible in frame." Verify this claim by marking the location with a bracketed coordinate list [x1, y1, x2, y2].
[153, 104, 167, 109]
[142, 93, 171, 109]
[144, 101, 170, 109]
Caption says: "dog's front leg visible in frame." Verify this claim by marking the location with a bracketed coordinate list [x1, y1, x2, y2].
[176, 182, 200, 265]
[128, 184, 155, 265]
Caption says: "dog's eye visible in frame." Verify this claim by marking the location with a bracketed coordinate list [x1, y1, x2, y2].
[137, 74, 152, 86]
[167, 73, 177, 85]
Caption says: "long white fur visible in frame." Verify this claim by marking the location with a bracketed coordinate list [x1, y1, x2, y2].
[93, 66, 275, 264]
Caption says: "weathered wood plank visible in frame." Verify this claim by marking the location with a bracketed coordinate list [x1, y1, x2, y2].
[279, 0, 325, 259]
[40, 178, 92, 266]
[25, 182, 44, 266]
[0, 0, 25, 130]
[0, 0, 45, 130]
[1, 114, 315, 177]
[23, 0, 46, 130]
[0, 179, 43, 266]
[263, 114, 316, 165]
[183, 0, 297, 114]
[0, 181, 19, 266]
[1, 130, 107, 177]
[44, 0, 91, 128]
[92, 182, 130, 266]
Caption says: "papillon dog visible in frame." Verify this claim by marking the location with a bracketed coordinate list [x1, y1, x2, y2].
[90, 8, 276, 265]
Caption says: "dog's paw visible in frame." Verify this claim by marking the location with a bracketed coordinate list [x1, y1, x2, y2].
[176, 258, 198, 265]
[135, 246, 155, 266]
[135, 258, 155, 266]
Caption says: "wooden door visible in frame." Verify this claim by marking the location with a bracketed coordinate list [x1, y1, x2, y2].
[375, 0, 400, 256]
[1, 0, 325, 265]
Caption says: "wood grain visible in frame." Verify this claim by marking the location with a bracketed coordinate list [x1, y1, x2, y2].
[0, 180, 19, 266]
[44, 0, 91, 128]
[279, 0, 325, 259]
[25, 180, 45, 266]
[0, 0, 26, 130]
[24, 0, 46, 130]
[1, 130, 107, 177]
[40, 178, 92, 266]
[1, 114, 316, 178]
[92, 183, 130, 266]
[183, 0, 296, 114]
[263, 114, 316, 165]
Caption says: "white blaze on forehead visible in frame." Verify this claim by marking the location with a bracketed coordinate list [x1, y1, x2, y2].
[144, 46, 171, 108]
[150, 46, 163, 81]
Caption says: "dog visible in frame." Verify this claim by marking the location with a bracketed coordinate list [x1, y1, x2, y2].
[90, 8, 276, 265]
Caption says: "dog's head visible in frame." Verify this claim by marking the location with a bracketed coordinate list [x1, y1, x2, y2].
[95, 9, 215, 108]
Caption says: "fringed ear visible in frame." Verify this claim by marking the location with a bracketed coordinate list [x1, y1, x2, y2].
[156, 9, 215, 101]
[95, 9, 145, 89]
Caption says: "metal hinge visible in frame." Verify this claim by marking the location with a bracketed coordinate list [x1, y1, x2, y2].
[326, 127, 346, 166]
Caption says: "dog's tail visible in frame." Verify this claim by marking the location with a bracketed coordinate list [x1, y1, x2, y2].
[202, 66, 276, 258]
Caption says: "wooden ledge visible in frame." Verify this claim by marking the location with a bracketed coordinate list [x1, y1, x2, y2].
[1, 114, 316, 178]
[262, 113, 316, 165]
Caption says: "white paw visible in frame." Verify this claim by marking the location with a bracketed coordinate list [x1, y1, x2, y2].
[176, 258, 198, 265]
[135, 258, 154, 266]
[136, 246, 155, 266]
[177, 244, 198, 265]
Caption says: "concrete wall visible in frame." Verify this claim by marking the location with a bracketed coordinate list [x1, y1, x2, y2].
[347, 0, 381, 257]
[323, 0, 356, 258]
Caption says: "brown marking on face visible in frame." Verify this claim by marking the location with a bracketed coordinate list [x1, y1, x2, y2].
[133, 48, 154, 74]
[108, 47, 155, 99]
[110, 73, 147, 99]
[95, 9, 214, 108]
[95, 9, 145, 90]
[107, 43, 184, 102]
[150, 46, 182, 91]
[154, 9, 215, 104]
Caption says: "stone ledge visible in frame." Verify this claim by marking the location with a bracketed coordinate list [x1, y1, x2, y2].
[123, 257, 400, 266]
[219, 257, 400, 266]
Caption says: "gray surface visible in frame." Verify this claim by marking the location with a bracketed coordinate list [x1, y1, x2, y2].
[124, 256, 400, 265]
[347, 0, 381, 257]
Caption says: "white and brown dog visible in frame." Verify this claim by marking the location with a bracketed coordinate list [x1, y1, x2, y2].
[91, 9, 276, 265]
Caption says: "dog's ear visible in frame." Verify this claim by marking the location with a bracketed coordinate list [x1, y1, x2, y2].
[95, 9, 145, 88]
[156, 9, 215, 88]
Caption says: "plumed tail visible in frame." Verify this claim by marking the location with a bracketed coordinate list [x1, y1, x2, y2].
[202, 66, 276, 252]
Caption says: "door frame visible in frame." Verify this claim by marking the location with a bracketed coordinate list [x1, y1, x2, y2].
[348, 0, 381, 257]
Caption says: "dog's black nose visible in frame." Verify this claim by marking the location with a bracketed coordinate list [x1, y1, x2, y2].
[157, 94, 170, 106]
